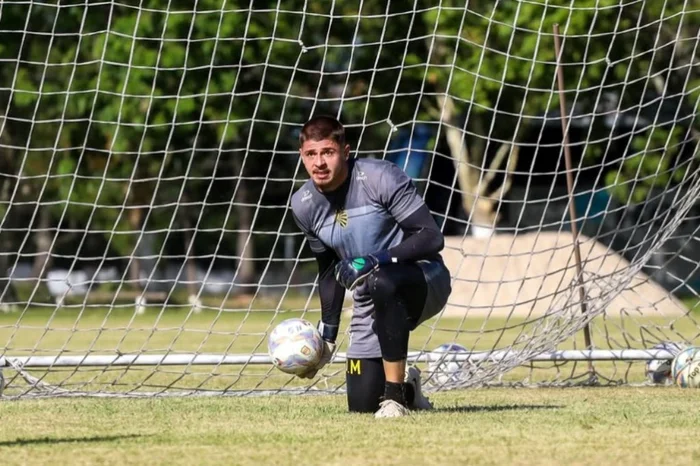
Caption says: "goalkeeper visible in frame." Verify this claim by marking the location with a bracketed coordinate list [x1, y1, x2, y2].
[291, 116, 451, 418]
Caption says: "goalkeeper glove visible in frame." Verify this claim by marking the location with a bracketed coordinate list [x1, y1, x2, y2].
[334, 251, 394, 291]
[297, 322, 338, 380]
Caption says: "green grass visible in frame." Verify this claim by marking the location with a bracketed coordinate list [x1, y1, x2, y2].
[2, 301, 700, 464]
[1, 388, 700, 465]
[2, 300, 700, 394]
[681, 294, 700, 312]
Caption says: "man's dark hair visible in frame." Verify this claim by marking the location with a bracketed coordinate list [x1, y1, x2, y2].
[299, 115, 345, 148]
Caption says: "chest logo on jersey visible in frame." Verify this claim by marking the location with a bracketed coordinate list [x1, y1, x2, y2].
[334, 208, 349, 228]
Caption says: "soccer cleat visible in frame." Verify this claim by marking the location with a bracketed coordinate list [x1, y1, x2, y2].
[405, 365, 434, 410]
[374, 399, 411, 418]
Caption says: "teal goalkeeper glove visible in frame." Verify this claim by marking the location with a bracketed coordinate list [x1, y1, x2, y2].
[334, 251, 393, 291]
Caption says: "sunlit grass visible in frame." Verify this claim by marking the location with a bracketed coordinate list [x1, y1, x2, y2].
[1, 388, 700, 465]
[2, 296, 700, 395]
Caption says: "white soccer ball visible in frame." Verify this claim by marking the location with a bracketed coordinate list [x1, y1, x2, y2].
[672, 346, 700, 388]
[427, 343, 469, 386]
[268, 318, 324, 376]
[645, 341, 684, 385]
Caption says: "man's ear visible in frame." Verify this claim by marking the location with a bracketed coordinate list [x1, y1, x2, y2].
[344, 144, 350, 160]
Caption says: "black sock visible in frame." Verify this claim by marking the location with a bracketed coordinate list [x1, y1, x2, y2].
[404, 382, 415, 406]
[383, 382, 407, 406]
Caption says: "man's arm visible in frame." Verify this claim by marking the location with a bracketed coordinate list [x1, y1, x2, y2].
[345, 203, 443, 270]
[333, 204, 445, 291]
[290, 210, 339, 378]
[315, 248, 345, 343]
[290, 211, 344, 342]
[384, 203, 444, 263]
[380, 161, 444, 262]
[334, 163, 445, 290]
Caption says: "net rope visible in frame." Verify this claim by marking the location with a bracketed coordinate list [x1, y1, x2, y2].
[0, 0, 698, 397]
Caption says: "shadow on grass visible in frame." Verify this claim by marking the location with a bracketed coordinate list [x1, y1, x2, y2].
[434, 404, 563, 414]
[0, 433, 147, 447]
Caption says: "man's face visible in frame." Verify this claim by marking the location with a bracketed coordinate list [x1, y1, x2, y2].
[299, 138, 350, 192]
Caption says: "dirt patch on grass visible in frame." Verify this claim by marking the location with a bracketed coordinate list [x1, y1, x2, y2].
[440, 231, 686, 318]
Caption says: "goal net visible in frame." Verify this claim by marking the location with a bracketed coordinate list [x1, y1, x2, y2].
[0, 1, 698, 398]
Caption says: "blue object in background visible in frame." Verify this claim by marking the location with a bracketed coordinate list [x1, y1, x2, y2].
[573, 188, 610, 228]
[386, 124, 432, 178]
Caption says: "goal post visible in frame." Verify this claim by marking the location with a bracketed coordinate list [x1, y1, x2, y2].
[0, 348, 683, 368]
[0, 1, 699, 398]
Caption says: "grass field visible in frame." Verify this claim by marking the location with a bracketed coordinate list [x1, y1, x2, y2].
[0, 307, 695, 395]
[2, 299, 700, 464]
[2, 297, 698, 395]
[1, 387, 700, 465]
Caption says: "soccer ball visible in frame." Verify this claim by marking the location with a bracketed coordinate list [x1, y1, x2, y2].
[645, 341, 684, 385]
[672, 346, 700, 388]
[268, 318, 324, 375]
[426, 343, 469, 386]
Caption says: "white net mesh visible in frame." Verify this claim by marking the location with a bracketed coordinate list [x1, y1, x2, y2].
[0, 0, 699, 397]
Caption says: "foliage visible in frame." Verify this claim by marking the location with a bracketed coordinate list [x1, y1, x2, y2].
[0, 1, 697, 268]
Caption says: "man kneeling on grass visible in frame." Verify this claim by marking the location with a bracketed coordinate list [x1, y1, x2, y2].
[290, 116, 452, 418]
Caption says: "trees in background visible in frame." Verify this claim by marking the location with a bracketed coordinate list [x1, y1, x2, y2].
[0, 1, 309, 297]
[332, 0, 698, 233]
[0, 1, 697, 299]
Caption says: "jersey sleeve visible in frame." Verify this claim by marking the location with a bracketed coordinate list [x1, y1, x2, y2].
[378, 162, 425, 223]
[291, 211, 326, 254]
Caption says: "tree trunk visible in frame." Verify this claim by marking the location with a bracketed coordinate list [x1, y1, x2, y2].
[31, 206, 53, 279]
[438, 95, 493, 231]
[230, 156, 256, 290]
[0, 135, 19, 307]
[128, 207, 142, 290]
[0, 174, 17, 306]
[235, 178, 256, 288]
[436, 95, 519, 237]
[181, 196, 199, 300]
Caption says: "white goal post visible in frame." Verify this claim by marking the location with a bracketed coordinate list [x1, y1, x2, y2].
[0, 1, 699, 398]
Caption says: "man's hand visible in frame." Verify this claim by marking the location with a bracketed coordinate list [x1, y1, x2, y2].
[334, 251, 391, 291]
[297, 340, 335, 379]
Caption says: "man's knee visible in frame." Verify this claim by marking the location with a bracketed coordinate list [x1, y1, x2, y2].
[346, 358, 384, 413]
[367, 268, 397, 306]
